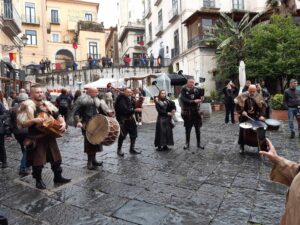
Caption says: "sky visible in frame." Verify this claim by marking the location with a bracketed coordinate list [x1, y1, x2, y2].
[97, 0, 119, 28]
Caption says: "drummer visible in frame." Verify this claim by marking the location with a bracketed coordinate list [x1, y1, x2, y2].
[235, 84, 267, 154]
[74, 87, 113, 170]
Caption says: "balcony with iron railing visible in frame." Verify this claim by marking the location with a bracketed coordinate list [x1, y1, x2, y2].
[168, 5, 179, 23]
[146, 35, 153, 45]
[144, 7, 152, 19]
[154, 0, 162, 6]
[187, 35, 215, 49]
[155, 23, 163, 36]
[1, 0, 22, 36]
[22, 15, 40, 25]
[171, 47, 179, 58]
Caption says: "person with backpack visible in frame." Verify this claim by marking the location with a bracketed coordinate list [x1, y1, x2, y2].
[56, 89, 72, 129]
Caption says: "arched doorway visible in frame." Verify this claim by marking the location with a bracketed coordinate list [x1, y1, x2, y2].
[55, 49, 74, 70]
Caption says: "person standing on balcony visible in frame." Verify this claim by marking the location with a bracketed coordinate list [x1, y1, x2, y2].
[45, 58, 51, 72]
[157, 54, 162, 68]
[150, 53, 154, 68]
[88, 55, 93, 69]
[40, 59, 46, 74]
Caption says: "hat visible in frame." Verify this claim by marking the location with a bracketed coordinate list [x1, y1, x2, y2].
[17, 93, 29, 102]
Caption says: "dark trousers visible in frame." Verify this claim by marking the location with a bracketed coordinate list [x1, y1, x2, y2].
[225, 103, 235, 124]
[0, 135, 7, 164]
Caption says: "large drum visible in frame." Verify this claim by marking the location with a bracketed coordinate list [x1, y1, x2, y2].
[240, 120, 267, 147]
[86, 115, 120, 146]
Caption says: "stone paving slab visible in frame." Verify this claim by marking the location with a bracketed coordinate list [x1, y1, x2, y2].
[0, 112, 298, 225]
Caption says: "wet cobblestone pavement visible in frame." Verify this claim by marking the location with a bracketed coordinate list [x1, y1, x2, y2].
[1, 112, 299, 225]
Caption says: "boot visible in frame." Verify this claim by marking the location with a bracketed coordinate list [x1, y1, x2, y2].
[92, 154, 103, 166]
[52, 162, 71, 183]
[290, 131, 295, 139]
[36, 179, 46, 189]
[53, 173, 71, 183]
[183, 133, 190, 150]
[1, 162, 7, 169]
[196, 130, 204, 149]
[87, 155, 97, 170]
[33, 166, 46, 189]
[117, 138, 124, 157]
[239, 145, 245, 155]
[129, 138, 141, 154]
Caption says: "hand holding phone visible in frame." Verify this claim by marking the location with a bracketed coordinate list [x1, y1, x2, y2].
[257, 127, 268, 151]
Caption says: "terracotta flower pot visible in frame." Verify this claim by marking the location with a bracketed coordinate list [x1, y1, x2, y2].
[271, 110, 288, 121]
[212, 104, 224, 111]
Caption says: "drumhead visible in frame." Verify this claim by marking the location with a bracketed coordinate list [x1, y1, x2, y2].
[239, 122, 252, 129]
[86, 115, 109, 145]
[265, 119, 281, 126]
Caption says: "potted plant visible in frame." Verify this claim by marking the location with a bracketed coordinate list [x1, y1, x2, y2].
[210, 90, 224, 111]
[271, 93, 288, 121]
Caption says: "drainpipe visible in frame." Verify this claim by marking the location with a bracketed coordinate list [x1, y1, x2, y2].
[179, 0, 184, 72]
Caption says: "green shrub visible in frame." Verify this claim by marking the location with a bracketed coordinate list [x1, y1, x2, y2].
[271, 94, 285, 110]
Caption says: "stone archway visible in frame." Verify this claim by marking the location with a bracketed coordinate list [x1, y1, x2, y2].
[55, 49, 74, 70]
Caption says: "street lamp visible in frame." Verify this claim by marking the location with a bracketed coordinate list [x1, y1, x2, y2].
[19, 34, 28, 69]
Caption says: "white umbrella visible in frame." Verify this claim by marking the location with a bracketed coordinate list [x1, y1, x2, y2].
[239, 60, 246, 94]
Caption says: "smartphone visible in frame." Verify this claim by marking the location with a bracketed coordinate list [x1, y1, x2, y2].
[257, 127, 268, 151]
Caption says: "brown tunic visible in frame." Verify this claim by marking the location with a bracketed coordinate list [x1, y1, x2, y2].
[270, 157, 300, 225]
[27, 104, 62, 166]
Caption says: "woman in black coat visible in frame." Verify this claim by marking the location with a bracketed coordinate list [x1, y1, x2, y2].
[0, 101, 9, 168]
[154, 90, 176, 151]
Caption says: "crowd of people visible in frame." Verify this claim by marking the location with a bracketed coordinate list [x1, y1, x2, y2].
[1, 78, 300, 224]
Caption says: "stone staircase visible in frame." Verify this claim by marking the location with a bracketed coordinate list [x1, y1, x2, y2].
[25, 66, 169, 90]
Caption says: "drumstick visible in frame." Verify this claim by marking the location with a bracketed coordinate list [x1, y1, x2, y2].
[245, 114, 255, 122]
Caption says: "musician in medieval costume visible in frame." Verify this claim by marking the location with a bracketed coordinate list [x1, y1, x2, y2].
[235, 84, 266, 154]
[73, 87, 112, 170]
[115, 88, 142, 157]
[17, 85, 71, 189]
[180, 79, 205, 150]
[154, 90, 176, 151]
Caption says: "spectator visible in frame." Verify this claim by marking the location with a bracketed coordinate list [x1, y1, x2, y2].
[56, 89, 72, 128]
[72, 61, 78, 71]
[261, 80, 271, 118]
[157, 54, 162, 68]
[0, 91, 9, 110]
[40, 59, 45, 74]
[7, 91, 17, 108]
[74, 90, 82, 103]
[102, 57, 107, 68]
[45, 58, 51, 72]
[9, 93, 30, 176]
[223, 80, 238, 124]
[242, 80, 251, 92]
[283, 79, 300, 138]
[44, 89, 52, 101]
[260, 139, 300, 225]
[88, 55, 93, 69]
[149, 53, 154, 68]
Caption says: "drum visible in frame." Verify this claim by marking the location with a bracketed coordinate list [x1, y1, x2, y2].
[86, 114, 120, 146]
[240, 120, 267, 147]
[265, 119, 281, 131]
[36, 112, 63, 138]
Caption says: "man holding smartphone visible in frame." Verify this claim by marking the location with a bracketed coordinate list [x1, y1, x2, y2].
[260, 139, 300, 225]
